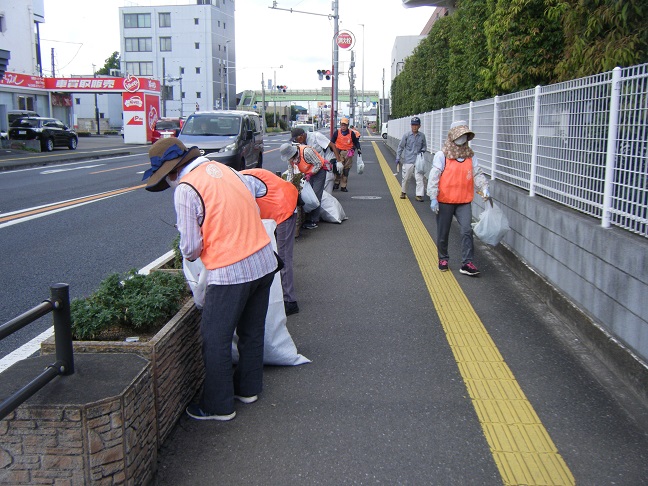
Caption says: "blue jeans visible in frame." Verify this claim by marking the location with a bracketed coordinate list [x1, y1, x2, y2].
[436, 202, 474, 265]
[199, 272, 274, 415]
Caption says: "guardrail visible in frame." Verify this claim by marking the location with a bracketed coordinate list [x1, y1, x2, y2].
[0, 283, 74, 420]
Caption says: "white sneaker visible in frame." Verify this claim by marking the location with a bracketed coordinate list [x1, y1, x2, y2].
[234, 395, 258, 404]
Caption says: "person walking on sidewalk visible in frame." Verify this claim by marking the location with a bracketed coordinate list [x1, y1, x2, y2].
[281, 142, 331, 230]
[143, 138, 279, 421]
[395, 116, 428, 202]
[330, 117, 361, 192]
[242, 168, 300, 316]
[427, 120, 490, 276]
[291, 127, 341, 194]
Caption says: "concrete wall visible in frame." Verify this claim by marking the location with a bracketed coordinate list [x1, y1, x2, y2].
[385, 136, 648, 394]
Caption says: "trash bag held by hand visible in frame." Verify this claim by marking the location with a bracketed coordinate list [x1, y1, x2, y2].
[299, 180, 320, 213]
[472, 201, 510, 246]
[356, 154, 365, 174]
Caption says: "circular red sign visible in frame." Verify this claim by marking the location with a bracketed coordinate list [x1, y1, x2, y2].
[336, 31, 354, 50]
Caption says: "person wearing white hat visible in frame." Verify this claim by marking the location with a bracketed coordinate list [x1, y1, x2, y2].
[143, 138, 279, 421]
[427, 121, 490, 276]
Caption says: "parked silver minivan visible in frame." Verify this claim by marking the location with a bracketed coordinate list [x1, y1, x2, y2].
[178, 110, 264, 170]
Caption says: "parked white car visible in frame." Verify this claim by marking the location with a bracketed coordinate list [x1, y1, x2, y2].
[381, 122, 388, 139]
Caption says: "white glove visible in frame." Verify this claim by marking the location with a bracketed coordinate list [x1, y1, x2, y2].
[482, 187, 491, 201]
[336, 162, 344, 173]
[430, 199, 439, 213]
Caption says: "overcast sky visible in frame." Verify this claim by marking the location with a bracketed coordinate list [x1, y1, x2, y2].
[39, 0, 436, 95]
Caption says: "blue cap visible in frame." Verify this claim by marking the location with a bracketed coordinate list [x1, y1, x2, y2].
[411, 117, 421, 125]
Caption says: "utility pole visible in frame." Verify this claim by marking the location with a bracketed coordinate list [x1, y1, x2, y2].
[162, 58, 166, 117]
[179, 67, 184, 118]
[360, 23, 365, 129]
[332, 0, 339, 137]
[349, 51, 356, 125]
[261, 73, 267, 130]
[92, 64, 100, 135]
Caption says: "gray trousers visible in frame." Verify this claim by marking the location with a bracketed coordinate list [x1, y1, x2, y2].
[436, 202, 474, 265]
[276, 213, 297, 303]
[199, 272, 274, 415]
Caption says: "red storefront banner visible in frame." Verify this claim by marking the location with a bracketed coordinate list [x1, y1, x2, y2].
[44, 74, 160, 93]
[0, 72, 46, 89]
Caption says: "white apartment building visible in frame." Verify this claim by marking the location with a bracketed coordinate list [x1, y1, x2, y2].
[119, 0, 235, 119]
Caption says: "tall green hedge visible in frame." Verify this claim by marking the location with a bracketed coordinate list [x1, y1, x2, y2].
[391, 0, 648, 116]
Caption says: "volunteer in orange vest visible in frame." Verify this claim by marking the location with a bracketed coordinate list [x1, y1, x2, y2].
[280, 142, 331, 230]
[330, 117, 361, 192]
[143, 138, 279, 422]
[242, 168, 300, 316]
[427, 121, 490, 277]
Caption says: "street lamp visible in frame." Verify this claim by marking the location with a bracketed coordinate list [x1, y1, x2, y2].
[225, 40, 231, 110]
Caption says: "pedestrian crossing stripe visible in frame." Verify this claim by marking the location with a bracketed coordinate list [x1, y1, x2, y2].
[372, 141, 575, 486]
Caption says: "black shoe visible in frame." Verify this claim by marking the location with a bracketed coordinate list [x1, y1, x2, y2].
[333, 183, 340, 191]
[302, 222, 318, 230]
[340, 187, 348, 192]
[285, 301, 299, 316]
[460, 262, 480, 276]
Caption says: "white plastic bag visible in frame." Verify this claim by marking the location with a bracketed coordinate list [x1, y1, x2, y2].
[415, 152, 431, 176]
[472, 202, 510, 246]
[300, 180, 320, 213]
[319, 191, 348, 224]
[232, 220, 310, 366]
[356, 154, 365, 174]
[183, 257, 207, 310]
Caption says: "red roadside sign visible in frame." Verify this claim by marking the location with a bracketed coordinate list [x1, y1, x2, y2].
[336, 30, 355, 50]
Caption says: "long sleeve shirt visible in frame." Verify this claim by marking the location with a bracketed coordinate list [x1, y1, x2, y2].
[396, 131, 427, 165]
[287, 145, 324, 180]
[426, 150, 489, 201]
[174, 159, 276, 285]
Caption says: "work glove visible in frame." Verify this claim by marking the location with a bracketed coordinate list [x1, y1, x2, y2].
[336, 162, 344, 173]
[430, 198, 439, 214]
[346, 149, 355, 158]
[395, 159, 401, 172]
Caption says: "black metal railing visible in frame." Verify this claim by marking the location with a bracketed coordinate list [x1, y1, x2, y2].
[0, 283, 74, 420]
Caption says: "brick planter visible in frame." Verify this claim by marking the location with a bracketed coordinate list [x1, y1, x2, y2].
[41, 299, 204, 445]
[0, 354, 156, 485]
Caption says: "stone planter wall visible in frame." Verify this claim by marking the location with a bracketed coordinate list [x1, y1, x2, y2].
[41, 300, 204, 445]
[0, 354, 156, 485]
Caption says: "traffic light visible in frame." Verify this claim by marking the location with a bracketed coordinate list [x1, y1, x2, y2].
[317, 69, 332, 80]
[276, 85, 287, 93]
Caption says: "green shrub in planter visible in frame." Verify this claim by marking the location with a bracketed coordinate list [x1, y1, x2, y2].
[71, 269, 190, 340]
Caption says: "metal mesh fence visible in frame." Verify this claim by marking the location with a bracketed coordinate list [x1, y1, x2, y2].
[387, 63, 648, 237]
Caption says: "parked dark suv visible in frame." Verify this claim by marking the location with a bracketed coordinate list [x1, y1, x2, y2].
[9, 117, 78, 151]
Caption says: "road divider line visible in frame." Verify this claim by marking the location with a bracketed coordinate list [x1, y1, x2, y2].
[0, 185, 146, 225]
[372, 141, 574, 486]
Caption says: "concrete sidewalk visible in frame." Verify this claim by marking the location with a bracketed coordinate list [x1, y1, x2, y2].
[151, 140, 648, 485]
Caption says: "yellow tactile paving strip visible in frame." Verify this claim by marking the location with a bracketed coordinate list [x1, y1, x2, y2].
[372, 142, 575, 486]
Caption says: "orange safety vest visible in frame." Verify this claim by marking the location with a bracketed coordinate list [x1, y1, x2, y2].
[241, 168, 298, 225]
[181, 162, 270, 269]
[334, 129, 354, 151]
[438, 158, 474, 204]
[293, 145, 329, 175]
[351, 128, 361, 139]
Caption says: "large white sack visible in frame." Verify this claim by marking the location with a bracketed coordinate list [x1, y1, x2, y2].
[319, 191, 348, 224]
[232, 219, 310, 366]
